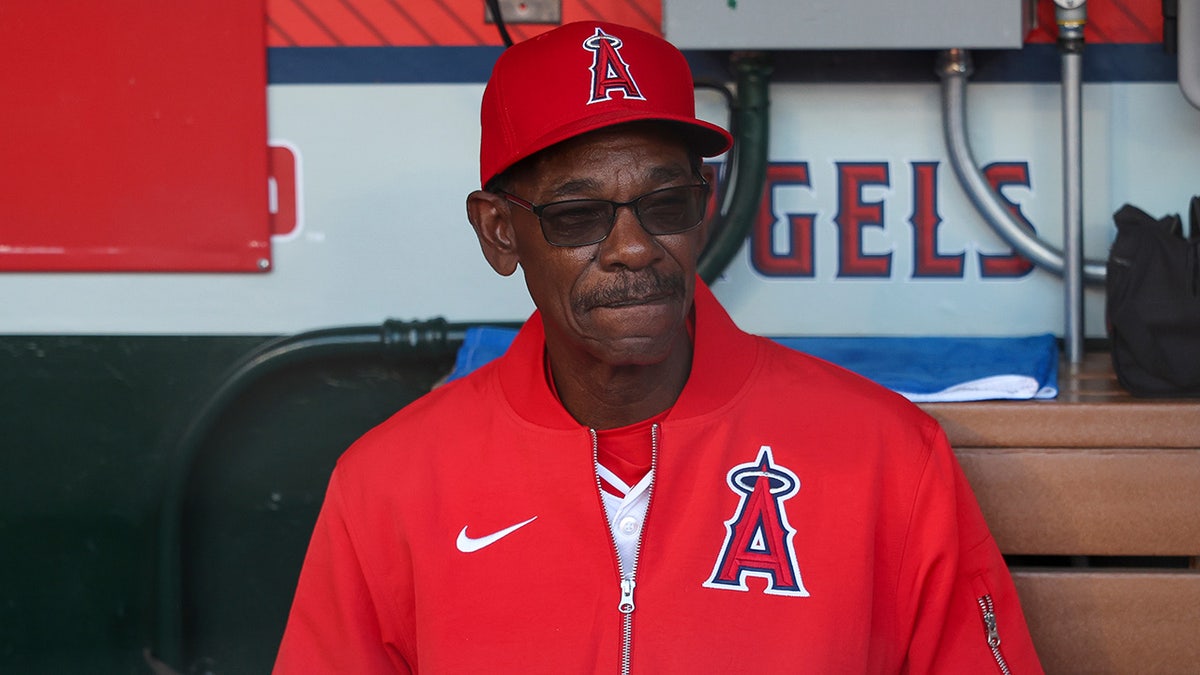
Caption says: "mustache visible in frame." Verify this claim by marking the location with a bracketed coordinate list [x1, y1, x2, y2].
[573, 271, 686, 312]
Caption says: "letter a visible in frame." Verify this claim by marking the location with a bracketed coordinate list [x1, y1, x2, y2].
[583, 28, 645, 104]
[704, 446, 809, 597]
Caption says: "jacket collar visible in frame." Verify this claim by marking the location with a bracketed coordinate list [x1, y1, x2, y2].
[496, 278, 759, 429]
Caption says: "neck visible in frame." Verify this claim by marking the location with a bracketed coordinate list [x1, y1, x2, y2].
[547, 330, 693, 430]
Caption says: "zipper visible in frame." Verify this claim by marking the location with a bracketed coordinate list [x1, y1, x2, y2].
[976, 594, 1012, 675]
[592, 423, 659, 675]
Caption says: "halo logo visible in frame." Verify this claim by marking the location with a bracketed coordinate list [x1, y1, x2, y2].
[583, 27, 645, 105]
[704, 445, 810, 597]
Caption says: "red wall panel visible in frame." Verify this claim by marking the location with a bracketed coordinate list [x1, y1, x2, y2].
[265, 0, 662, 47]
[0, 2, 269, 272]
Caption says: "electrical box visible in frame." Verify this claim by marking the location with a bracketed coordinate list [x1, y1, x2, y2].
[664, 0, 1029, 50]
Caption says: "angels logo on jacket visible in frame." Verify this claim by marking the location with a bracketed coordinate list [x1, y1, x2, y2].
[582, 27, 645, 105]
[703, 445, 810, 597]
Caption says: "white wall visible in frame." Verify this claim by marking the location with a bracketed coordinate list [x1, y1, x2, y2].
[1, 80, 1196, 337]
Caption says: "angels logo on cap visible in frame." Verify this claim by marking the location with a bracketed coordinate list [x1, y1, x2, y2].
[477, 21, 733, 188]
[583, 28, 645, 105]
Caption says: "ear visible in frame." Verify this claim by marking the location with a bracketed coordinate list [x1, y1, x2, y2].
[466, 190, 520, 276]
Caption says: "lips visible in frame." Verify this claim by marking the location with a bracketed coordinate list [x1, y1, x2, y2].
[599, 292, 670, 308]
[575, 272, 685, 313]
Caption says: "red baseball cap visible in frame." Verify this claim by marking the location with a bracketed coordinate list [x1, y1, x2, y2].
[478, 21, 733, 187]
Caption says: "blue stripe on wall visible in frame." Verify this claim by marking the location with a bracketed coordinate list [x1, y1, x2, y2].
[267, 44, 1177, 85]
[970, 44, 1178, 83]
[268, 46, 504, 84]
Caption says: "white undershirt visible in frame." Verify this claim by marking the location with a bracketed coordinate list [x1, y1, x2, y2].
[597, 462, 654, 576]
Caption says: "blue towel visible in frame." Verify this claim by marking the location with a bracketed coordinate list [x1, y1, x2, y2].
[771, 335, 1059, 402]
[446, 328, 1058, 402]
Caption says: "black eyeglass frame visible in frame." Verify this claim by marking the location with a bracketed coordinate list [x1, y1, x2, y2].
[498, 181, 712, 248]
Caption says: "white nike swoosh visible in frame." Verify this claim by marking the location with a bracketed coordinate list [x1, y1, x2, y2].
[456, 516, 538, 553]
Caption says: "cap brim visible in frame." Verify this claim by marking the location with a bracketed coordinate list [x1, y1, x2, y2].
[489, 111, 733, 186]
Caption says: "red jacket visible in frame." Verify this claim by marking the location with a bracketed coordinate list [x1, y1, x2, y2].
[275, 282, 1042, 673]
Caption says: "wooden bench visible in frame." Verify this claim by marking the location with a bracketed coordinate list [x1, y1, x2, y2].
[920, 352, 1200, 675]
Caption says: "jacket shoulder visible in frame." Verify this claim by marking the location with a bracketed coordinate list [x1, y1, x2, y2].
[335, 361, 499, 478]
[754, 336, 936, 427]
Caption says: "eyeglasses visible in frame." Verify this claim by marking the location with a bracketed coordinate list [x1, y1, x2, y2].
[500, 183, 711, 247]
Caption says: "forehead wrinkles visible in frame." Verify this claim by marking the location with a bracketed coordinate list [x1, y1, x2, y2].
[539, 162, 691, 201]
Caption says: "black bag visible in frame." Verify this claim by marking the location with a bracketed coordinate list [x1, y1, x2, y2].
[1105, 198, 1200, 397]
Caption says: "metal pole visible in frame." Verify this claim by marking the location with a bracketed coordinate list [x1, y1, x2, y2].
[1058, 4, 1087, 364]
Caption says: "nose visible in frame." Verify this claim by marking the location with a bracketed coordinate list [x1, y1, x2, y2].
[596, 203, 661, 270]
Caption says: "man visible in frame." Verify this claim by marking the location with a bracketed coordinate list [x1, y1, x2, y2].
[275, 21, 1042, 673]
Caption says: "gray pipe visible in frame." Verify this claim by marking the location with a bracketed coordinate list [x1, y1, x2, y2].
[1181, 0, 1200, 109]
[936, 49, 1107, 284]
[1060, 21, 1086, 364]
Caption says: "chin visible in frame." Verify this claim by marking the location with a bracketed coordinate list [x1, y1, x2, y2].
[587, 331, 683, 368]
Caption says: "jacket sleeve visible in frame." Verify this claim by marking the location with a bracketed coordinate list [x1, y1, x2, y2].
[273, 469, 412, 674]
[899, 421, 1044, 674]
